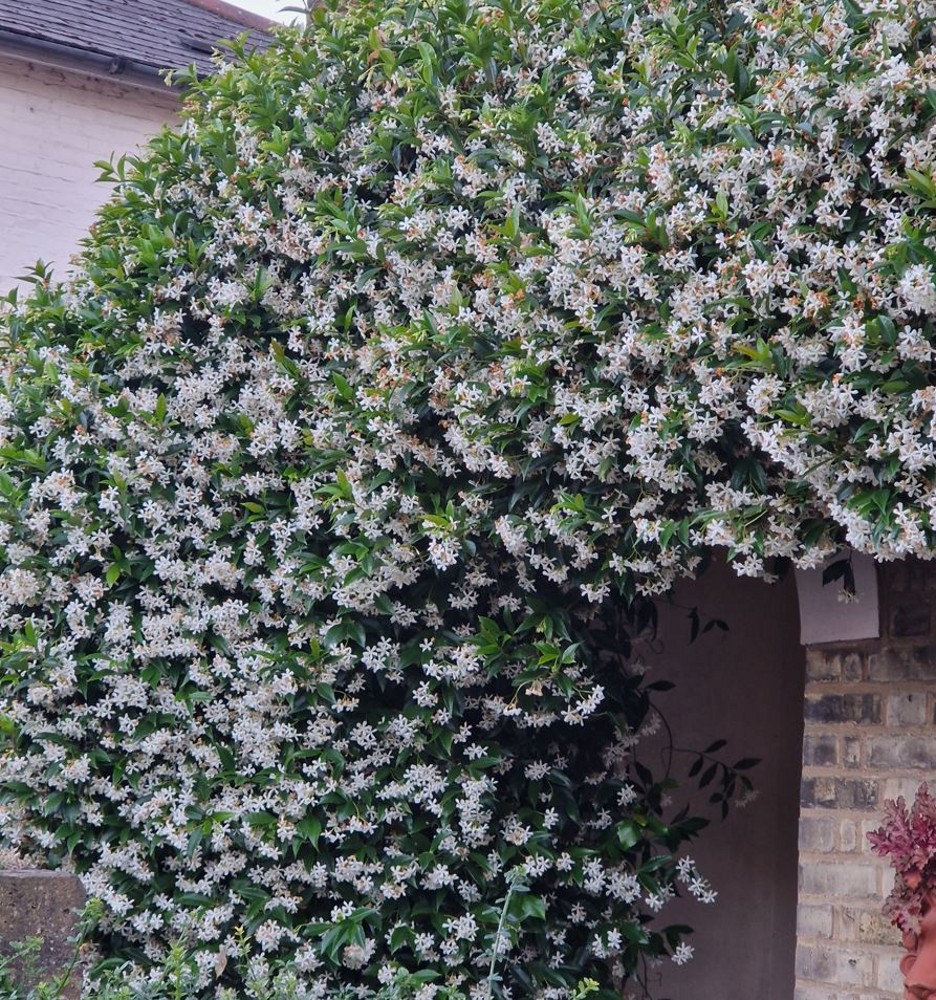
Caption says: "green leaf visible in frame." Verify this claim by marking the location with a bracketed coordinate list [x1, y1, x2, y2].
[244, 811, 278, 828]
[511, 893, 547, 922]
[297, 815, 322, 848]
[332, 372, 354, 400]
[616, 820, 641, 850]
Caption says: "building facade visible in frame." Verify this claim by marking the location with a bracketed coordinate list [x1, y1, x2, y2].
[0, 0, 270, 291]
[1, 3, 932, 998]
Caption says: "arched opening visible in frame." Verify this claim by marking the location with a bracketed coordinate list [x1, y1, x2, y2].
[641, 560, 805, 998]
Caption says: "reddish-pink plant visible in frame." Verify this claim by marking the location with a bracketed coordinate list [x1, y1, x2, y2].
[869, 784, 936, 933]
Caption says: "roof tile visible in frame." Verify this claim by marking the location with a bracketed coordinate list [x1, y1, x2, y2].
[0, 0, 273, 77]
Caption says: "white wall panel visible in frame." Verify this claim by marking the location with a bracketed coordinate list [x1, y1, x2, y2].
[0, 52, 177, 291]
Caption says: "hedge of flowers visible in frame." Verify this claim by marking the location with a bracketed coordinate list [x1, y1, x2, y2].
[2, 0, 936, 995]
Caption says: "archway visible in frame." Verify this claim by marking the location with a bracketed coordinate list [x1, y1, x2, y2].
[643, 562, 805, 999]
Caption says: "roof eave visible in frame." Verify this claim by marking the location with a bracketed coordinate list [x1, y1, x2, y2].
[0, 27, 180, 91]
[0, 17, 273, 86]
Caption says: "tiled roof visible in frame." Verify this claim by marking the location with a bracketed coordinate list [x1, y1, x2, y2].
[0, 0, 273, 78]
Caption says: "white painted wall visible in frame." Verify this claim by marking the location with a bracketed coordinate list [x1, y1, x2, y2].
[640, 559, 805, 999]
[0, 52, 177, 292]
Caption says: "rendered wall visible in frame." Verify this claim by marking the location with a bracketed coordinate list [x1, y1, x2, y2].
[0, 51, 176, 291]
[644, 560, 805, 999]
[794, 559, 936, 1000]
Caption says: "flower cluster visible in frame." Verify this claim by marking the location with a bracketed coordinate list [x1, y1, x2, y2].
[1, 0, 933, 993]
[869, 783, 936, 933]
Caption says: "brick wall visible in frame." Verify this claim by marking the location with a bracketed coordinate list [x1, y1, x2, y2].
[0, 51, 177, 292]
[796, 560, 936, 999]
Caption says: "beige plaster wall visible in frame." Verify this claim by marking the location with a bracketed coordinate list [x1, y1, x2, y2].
[640, 560, 805, 999]
[0, 51, 177, 292]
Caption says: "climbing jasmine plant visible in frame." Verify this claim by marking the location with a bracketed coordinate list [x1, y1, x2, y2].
[0, 0, 934, 994]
